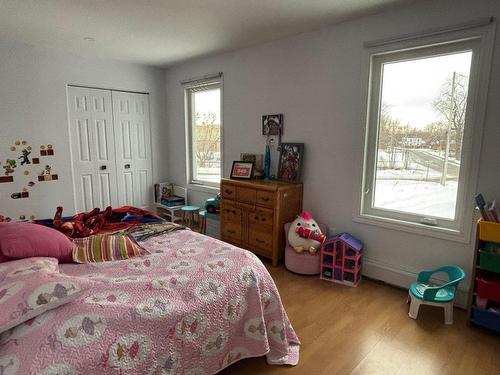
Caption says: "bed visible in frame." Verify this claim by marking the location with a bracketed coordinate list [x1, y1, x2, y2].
[0, 228, 300, 375]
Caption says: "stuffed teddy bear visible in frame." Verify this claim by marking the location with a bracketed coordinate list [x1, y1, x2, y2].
[287, 211, 325, 254]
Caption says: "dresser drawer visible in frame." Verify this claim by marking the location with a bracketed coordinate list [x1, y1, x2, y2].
[256, 190, 274, 207]
[237, 187, 256, 205]
[248, 229, 273, 256]
[249, 207, 273, 228]
[221, 201, 241, 222]
[221, 222, 242, 242]
[221, 183, 236, 200]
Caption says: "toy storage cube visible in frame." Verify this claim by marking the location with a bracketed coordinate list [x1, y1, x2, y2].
[284, 222, 326, 275]
[479, 250, 500, 273]
[285, 246, 321, 275]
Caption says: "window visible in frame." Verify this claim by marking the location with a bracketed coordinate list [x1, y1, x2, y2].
[185, 77, 222, 187]
[360, 23, 494, 239]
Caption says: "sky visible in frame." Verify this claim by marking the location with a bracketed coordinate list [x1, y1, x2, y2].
[381, 50, 472, 129]
[193, 88, 221, 125]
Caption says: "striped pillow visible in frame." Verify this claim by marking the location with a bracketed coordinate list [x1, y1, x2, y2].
[72, 234, 149, 263]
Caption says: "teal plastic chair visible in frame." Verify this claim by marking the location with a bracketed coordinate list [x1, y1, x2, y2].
[181, 205, 200, 229]
[408, 266, 465, 324]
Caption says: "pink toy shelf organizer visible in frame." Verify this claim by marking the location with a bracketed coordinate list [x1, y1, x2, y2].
[320, 232, 364, 287]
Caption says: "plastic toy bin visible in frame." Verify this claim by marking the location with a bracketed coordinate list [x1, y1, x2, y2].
[471, 306, 500, 333]
[476, 277, 500, 302]
[479, 250, 500, 273]
[479, 220, 500, 243]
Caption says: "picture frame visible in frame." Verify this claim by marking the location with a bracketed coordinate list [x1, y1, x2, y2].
[230, 161, 254, 179]
[262, 114, 283, 136]
[277, 143, 304, 183]
[240, 153, 263, 171]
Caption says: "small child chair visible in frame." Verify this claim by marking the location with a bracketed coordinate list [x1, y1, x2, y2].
[407, 265, 465, 325]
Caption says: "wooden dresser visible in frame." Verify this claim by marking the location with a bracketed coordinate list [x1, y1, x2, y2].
[220, 178, 303, 266]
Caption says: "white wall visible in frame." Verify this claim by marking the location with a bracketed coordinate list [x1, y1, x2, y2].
[165, 0, 500, 305]
[0, 40, 168, 220]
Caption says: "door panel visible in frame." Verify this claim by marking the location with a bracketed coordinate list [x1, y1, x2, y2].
[121, 120, 133, 160]
[112, 92, 152, 209]
[95, 120, 109, 161]
[98, 173, 112, 208]
[77, 119, 92, 162]
[81, 174, 94, 210]
[68, 86, 118, 212]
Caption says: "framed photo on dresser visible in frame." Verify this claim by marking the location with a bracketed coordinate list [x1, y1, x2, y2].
[230, 161, 254, 179]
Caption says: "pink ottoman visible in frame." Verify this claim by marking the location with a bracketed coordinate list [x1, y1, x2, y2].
[284, 222, 325, 275]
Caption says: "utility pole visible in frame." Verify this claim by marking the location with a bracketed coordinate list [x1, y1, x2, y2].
[441, 71, 456, 186]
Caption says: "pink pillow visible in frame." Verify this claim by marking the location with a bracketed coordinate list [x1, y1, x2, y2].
[0, 257, 92, 333]
[0, 252, 10, 263]
[0, 222, 73, 263]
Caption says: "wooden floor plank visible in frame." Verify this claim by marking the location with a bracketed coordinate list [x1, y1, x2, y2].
[220, 262, 500, 375]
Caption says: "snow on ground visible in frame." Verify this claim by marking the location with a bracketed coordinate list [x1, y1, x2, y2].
[377, 167, 444, 181]
[374, 179, 458, 219]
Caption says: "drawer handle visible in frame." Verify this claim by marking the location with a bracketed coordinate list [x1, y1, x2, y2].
[227, 230, 236, 234]
[256, 238, 266, 244]
[232, 210, 237, 214]
[254, 216, 259, 220]
[261, 197, 270, 201]
[225, 190, 233, 195]
[261, 218, 266, 222]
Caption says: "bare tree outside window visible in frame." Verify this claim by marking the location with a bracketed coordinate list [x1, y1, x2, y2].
[433, 73, 469, 160]
[188, 86, 222, 185]
[372, 51, 472, 219]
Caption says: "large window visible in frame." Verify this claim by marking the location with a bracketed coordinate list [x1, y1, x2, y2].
[185, 78, 222, 187]
[360, 24, 494, 239]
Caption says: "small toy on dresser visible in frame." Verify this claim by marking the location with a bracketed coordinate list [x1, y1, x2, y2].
[320, 232, 364, 287]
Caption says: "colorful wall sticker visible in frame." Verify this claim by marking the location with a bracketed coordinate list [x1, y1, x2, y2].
[38, 164, 58, 182]
[40, 144, 55, 156]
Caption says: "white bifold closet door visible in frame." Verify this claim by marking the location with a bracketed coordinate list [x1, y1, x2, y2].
[68, 87, 118, 211]
[67, 86, 152, 212]
[112, 91, 153, 209]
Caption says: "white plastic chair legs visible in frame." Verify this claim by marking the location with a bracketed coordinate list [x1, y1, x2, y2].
[407, 292, 454, 325]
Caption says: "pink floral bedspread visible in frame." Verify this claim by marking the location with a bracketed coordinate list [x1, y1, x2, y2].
[0, 230, 300, 374]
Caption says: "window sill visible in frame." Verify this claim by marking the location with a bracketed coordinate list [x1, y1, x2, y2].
[353, 213, 471, 244]
[188, 183, 220, 195]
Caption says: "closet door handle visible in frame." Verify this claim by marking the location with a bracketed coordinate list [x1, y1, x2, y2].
[124, 164, 131, 169]
[100, 165, 107, 170]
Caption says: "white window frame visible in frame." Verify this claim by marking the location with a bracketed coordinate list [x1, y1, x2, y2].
[184, 76, 223, 190]
[356, 20, 495, 243]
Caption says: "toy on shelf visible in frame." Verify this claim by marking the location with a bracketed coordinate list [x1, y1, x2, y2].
[320, 232, 364, 287]
[466, 219, 500, 332]
[287, 211, 325, 254]
[154, 183, 187, 223]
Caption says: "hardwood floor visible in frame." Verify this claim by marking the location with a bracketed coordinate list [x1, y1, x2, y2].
[221, 261, 500, 375]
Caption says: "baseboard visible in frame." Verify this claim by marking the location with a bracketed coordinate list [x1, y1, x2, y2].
[362, 257, 469, 309]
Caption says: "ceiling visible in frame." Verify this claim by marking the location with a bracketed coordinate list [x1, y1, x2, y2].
[0, 0, 417, 67]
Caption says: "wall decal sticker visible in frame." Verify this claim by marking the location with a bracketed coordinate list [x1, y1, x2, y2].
[0, 176, 14, 183]
[2, 159, 17, 176]
[11, 188, 29, 199]
[18, 148, 32, 165]
[40, 144, 55, 156]
[1, 138, 59, 220]
[38, 165, 58, 181]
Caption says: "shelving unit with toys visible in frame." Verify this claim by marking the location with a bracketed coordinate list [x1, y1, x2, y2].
[467, 220, 500, 332]
[320, 232, 364, 287]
